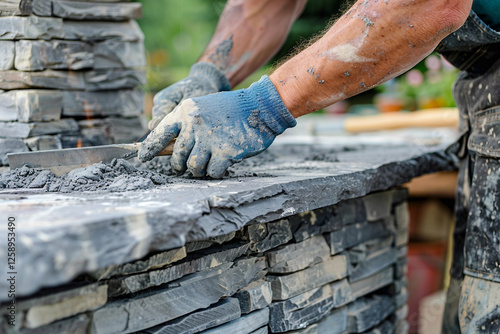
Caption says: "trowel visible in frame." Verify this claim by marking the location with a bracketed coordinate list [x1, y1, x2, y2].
[7, 138, 175, 177]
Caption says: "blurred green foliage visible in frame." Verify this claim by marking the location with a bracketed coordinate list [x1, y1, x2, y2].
[137, 0, 347, 92]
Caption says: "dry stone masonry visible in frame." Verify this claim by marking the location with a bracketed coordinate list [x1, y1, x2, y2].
[0, 0, 147, 166]
[0, 188, 410, 334]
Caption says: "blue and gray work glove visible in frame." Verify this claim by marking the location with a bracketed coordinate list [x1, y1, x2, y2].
[138, 75, 297, 178]
[148, 62, 231, 129]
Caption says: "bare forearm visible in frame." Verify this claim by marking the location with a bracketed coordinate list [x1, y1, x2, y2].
[198, 0, 306, 87]
[271, 0, 472, 118]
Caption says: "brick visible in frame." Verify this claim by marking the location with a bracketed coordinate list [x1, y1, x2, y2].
[347, 235, 394, 265]
[63, 19, 144, 42]
[0, 70, 85, 90]
[53, 1, 142, 21]
[62, 89, 144, 118]
[0, 16, 64, 40]
[94, 40, 146, 69]
[266, 235, 330, 274]
[270, 255, 347, 301]
[15, 40, 93, 71]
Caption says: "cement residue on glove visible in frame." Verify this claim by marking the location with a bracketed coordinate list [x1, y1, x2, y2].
[0, 159, 170, 193]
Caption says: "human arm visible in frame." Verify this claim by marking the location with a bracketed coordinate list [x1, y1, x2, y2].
[149, 0, 307, 129]
[139, 0, 472, 178]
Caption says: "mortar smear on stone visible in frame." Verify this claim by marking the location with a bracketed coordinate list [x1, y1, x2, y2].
[0, 158, 171, 192]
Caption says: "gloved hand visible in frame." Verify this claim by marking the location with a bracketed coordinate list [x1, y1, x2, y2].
[138, 75, 297, 178]
[148, 62, 231, 129]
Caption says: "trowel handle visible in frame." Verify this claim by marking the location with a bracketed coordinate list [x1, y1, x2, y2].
[134, 140, 175, 156]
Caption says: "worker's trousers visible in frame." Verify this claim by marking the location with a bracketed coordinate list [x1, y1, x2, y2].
[441, 57, 500, 333]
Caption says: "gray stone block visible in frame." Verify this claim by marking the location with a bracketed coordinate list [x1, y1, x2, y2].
[351, 267, 394, 299]
[0, 70, 85, 90]
[62, 89, 144, 118]
[77, 116, 145, 145]
[347, 235, 394, 265]
[0, 138, 28, 165]
[94, 40, 146, 69]
[2, 313, 90, 334]
[347, 295, 394, 333]
[0, 119, 78, 139]
[63, 19, 144, 42]
[249, 327, 268, 334]
[200, 308, 269, 334]
[266, 235, 330, 274]
[22, 284, 107, 328]
[330, 278, 354, 308]
[16, 90, 62, 122]
[363, 319, 394, 334]
[334, 197, 367, 225]
[234, 279, 272, 314]
[0, 16, 64, 40]
[270, 255, 347, 301]
[84, 68, 146, 91]
[397, 245, 408, 259]
[15, 40, 93, 71]
[32, 0, 52, 16]
[289, 206, 342, 242]
[396, 229, 409, 247]
[24, 135, 62, 151]
[0, 41, 14, 70]
[0, 90, 16, 121]
[316, 307, 347, 334]
[363, 190, 393, 221]
[392, 187, 409, 205]
[269, 284, 334, 332]
[246, 219, 292, 253]
[185, 232, 236, 253]
[92, 246, 186, 280]
[92, 258, 266, 334]
[107, 242, 250, 297]
[287, 324, 318, 334]
[394, 258, 408, 279]
[395, 304, 408, 321]
[0, 0, 32, 16]
[394, 202, 409, 230]
[328, 219, 390, 255]
[349, 248, 398, 282]
[138, 298, 241, 334]
[53, 1, 142, 21]
[395, 320, 409, 334]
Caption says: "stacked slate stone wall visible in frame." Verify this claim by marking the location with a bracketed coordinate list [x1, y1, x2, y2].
[0, 0, 147, 167]
[0, 188, 410, 334]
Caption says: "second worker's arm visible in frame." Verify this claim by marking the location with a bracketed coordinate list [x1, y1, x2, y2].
[149, 0, 307, 128]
